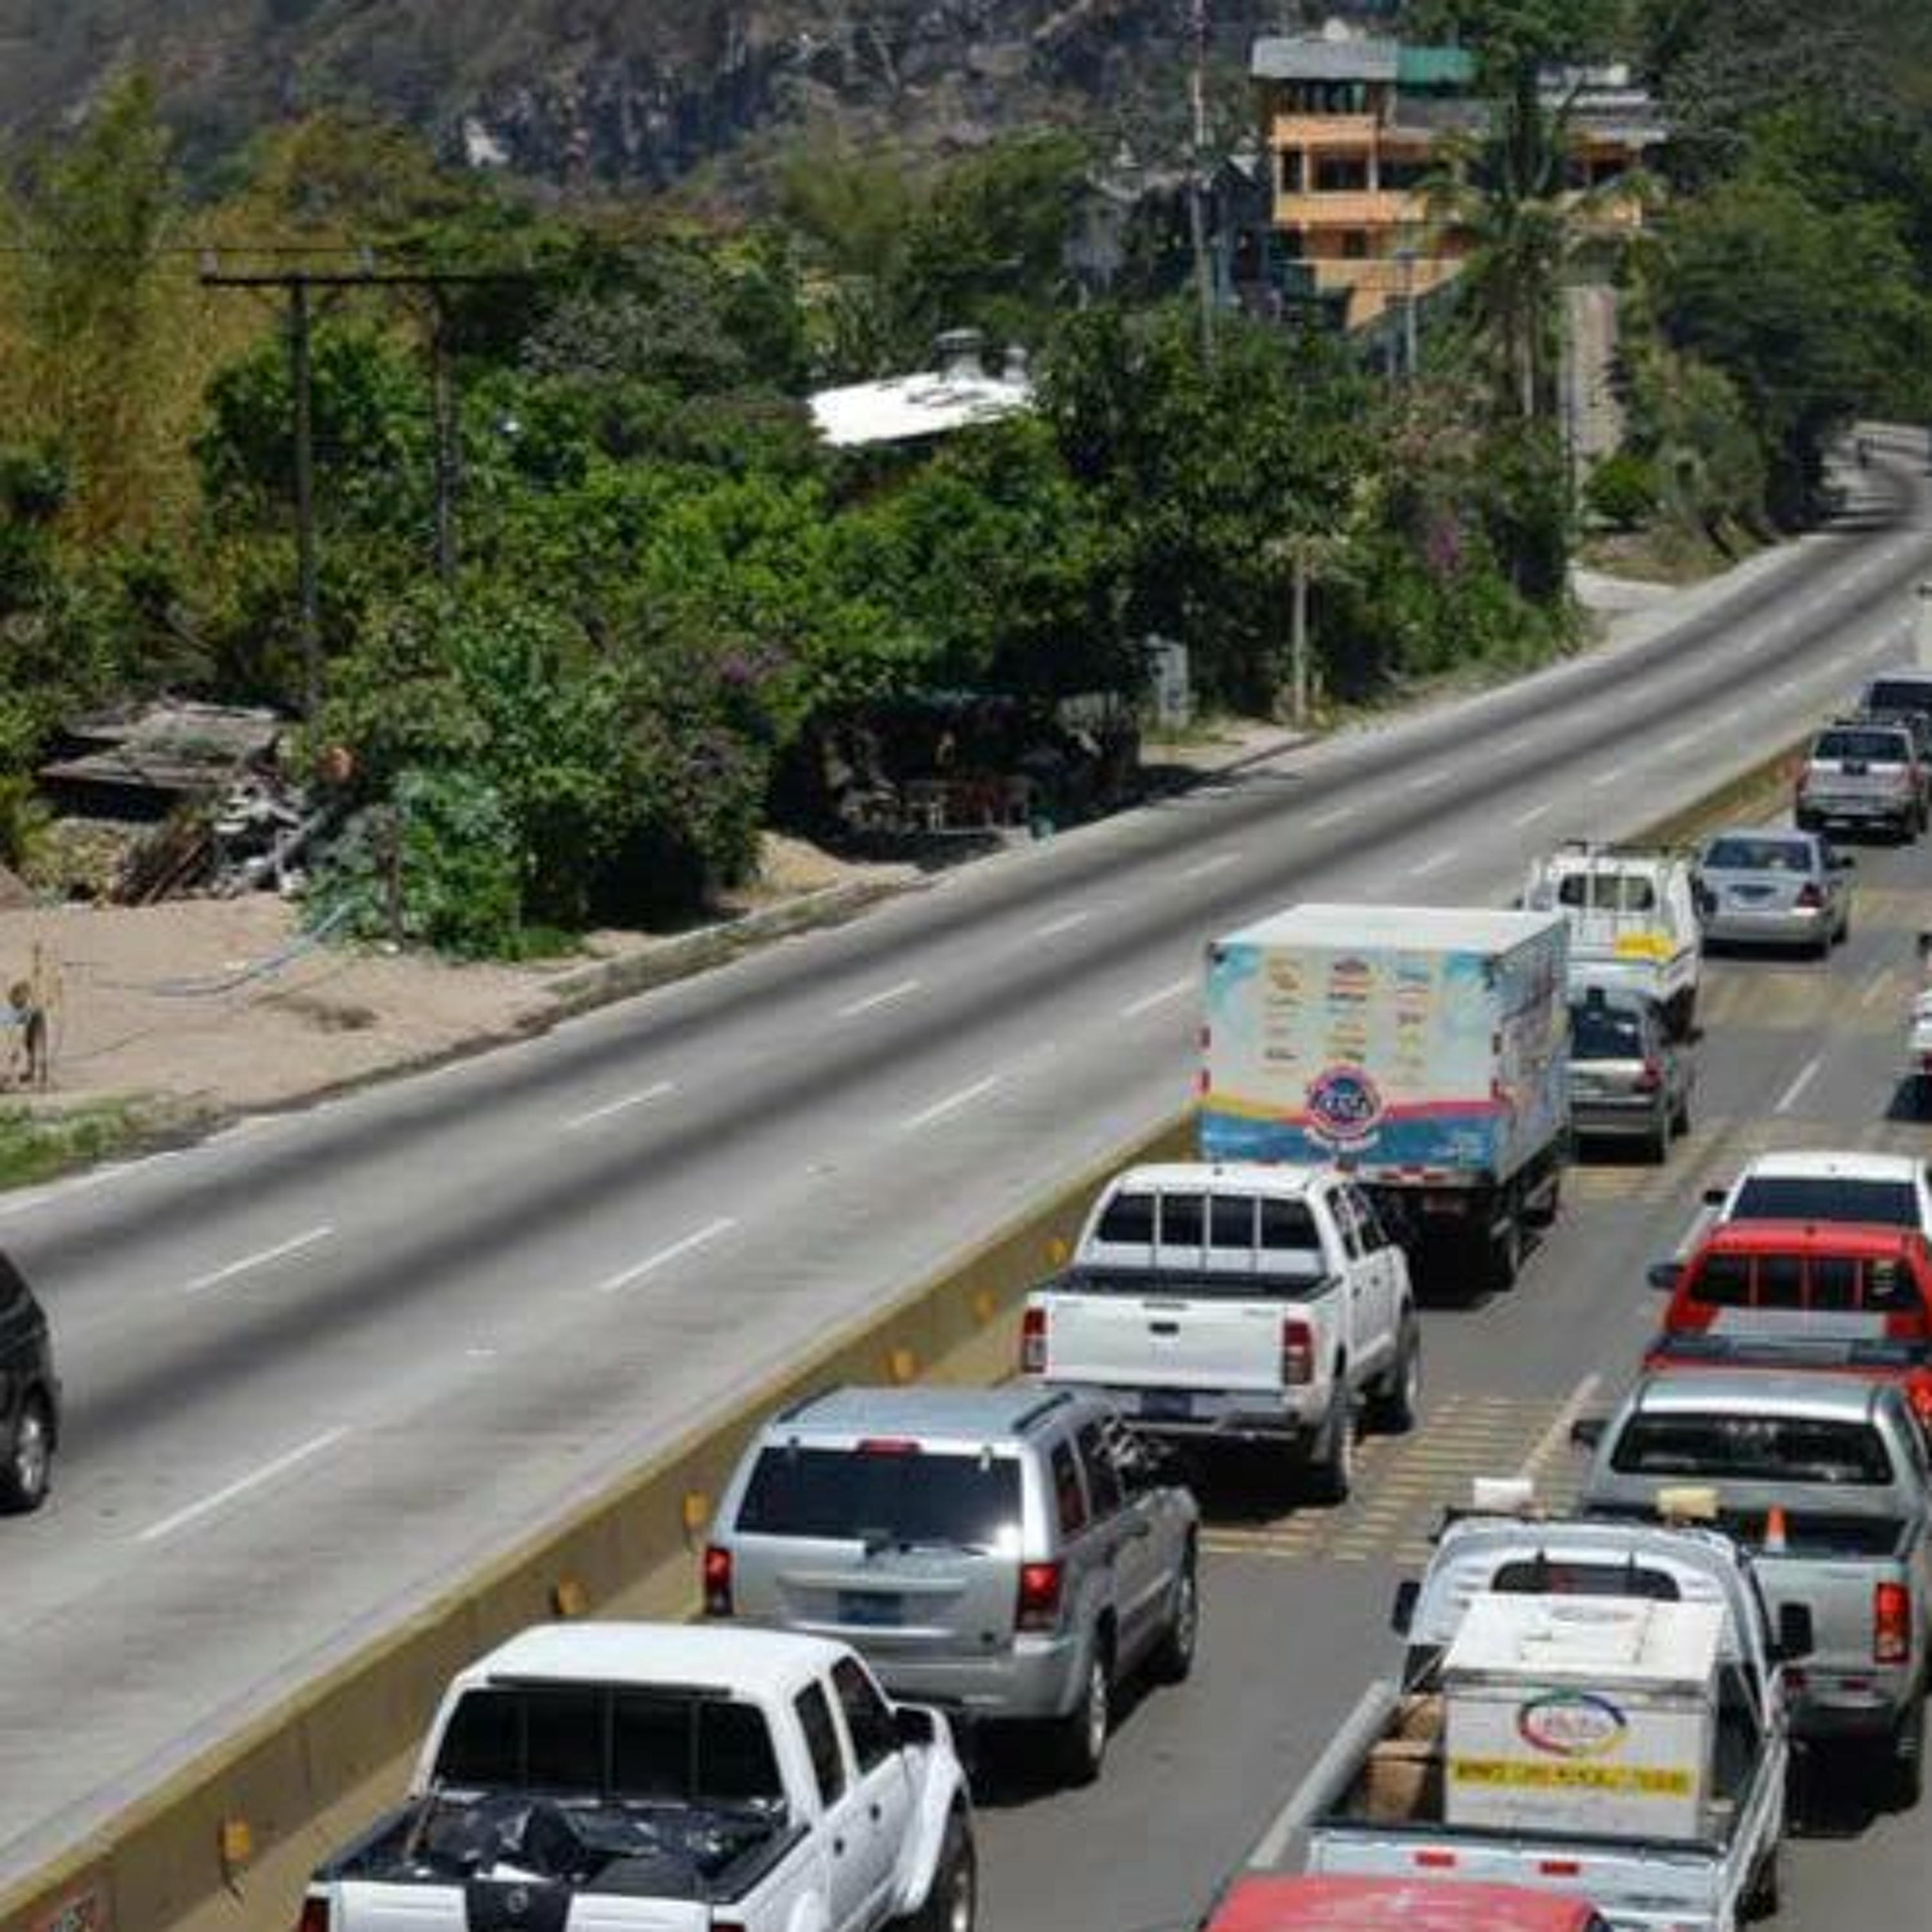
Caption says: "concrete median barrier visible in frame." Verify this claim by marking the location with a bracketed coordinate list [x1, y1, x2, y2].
[0, 1113, 1192, 1932]
[0, 732, 1817, 1932]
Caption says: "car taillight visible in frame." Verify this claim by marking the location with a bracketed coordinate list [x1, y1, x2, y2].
[1016, 1559, 1064, 1633]
[296, 1902, 330, 1932]
[1020, 1305, 1048, 1374]
[1795, 882, 1824, 909]
[1282, 1316, 1314, 1386]
[703, 1544, 734, 1618]
[1875, 1582, 1911, 1665]
[1633, 1059, 1663, 1094]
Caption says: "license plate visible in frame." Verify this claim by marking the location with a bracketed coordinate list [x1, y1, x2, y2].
[838, 1591, 904, 1627]
[1141, 1389, 1195, 1422]
[1730, 886, 1772, 903]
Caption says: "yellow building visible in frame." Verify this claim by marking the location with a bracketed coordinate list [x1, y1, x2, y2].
[1252, 34, 1665, 331]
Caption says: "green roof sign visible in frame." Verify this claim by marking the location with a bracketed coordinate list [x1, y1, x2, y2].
[1397, 45, 1477, 88]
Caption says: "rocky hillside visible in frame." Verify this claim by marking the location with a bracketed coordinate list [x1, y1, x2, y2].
[0, 0, 1297, 187]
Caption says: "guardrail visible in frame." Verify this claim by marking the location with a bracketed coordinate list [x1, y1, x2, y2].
[0, 734, 1814, 1932]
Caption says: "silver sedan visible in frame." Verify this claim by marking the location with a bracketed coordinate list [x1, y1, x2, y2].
[1696, 827, 1853, 955]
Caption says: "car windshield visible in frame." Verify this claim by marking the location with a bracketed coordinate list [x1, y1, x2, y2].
[1815, 728, 1907, 762]
[1868, 681, 1932, 717]
[1570, 1003, 1645, 1059]
[434, 1686, 784, 1804]
[1703, 837, 1812, 873]
[1609, 1414, 1893, 1486]
[1731, 1176, 1920, 1229]
[737, 1444, 1023, 1549]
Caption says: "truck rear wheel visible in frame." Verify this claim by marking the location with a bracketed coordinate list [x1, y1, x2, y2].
[1485, 1218, 1522, 1293]
[1366, 1319, 1421, 1435]
[896, 1810, 976, 1932]
[1888, 1695, 1925, 1810]
[1052, 1642, 1112, 1786]
[1305, 1390, 1356, 1503]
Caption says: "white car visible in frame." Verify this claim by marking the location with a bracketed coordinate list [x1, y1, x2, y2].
[1021, 1162, 1420, 1501]
[1703, 1150, 1932, 1236]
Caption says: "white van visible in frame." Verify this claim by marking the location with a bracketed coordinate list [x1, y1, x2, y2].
[1524, 842, 1702, 1036]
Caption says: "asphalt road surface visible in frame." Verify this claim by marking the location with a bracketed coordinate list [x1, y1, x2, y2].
[3, 437, 1931, 1888]
[973, 755, 1932, 1932]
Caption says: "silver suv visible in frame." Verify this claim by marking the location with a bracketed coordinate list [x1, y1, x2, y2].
[704, 1384, 1200, 1784]
[1796, 719, 1926, 840]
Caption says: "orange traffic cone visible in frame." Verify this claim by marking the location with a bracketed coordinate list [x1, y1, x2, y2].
[1765, 1504, 1790, 1554]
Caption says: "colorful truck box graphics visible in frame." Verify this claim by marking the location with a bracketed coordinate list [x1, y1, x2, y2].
[1200, 905, 1569, 1186]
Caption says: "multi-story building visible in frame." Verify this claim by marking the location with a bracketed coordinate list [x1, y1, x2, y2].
[1251, 32, 1667, 332]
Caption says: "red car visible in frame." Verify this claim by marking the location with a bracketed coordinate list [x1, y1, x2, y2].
[1645, 1219, 1932, 1425]
[1206, 1876, 1608, 1932]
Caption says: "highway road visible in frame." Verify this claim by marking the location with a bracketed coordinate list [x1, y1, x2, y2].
[2, 437, 1930, 1888]
[972, 757, 1932, 1932]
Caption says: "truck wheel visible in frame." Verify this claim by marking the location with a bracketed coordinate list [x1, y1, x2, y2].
[1366, 1318, 1421, 1435]
[1150, 1546, 1198, 1684]
[1744, 1842, 1781, 1921]
[0, 1395, 52, 1515]
[1305, 1390, 1356, 1504]
[896, 1811, 976, 1932]
[1672, 1090, 1692, 1136]
[1485, 1218, 1522, 1293]
[1053, 1640, 1112, 1785]
[1889, 1696, 1925, 1810]
[1645, 1108, 1672, 1165]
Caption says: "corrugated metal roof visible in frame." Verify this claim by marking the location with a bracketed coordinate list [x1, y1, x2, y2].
[1251, 35, 1399, 82]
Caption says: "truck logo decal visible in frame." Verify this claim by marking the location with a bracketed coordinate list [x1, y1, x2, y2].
[1305, 1066, 1385, 1142]
[1515, 1691, 1627, 1758]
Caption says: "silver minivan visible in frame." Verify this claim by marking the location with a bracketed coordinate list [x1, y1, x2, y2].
[704, 1385, 1199, 1784]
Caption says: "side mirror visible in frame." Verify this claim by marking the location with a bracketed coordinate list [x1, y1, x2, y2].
[893, 1703, 938, 1748]
[1570, 1416, 1608, 1452]
[1836, 855, 1857, 871]
[1647, 1260, 1683, 1293]
[1390, 1578, 1420, 1638]
[1701, 1187, 1727, 1209]
[1777, 1603, 1815, 1665]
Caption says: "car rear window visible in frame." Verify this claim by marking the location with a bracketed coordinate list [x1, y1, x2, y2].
[1095, 1191, 1155, 1244]
[1570, 1003, 1645, 1059]
[1867, 681, 1932, 717]
[1610, 1414, 1893, 1486]
[1730, 1176, 1920, 1229]
[1703, 837, 1812, 873]
[1491, 1558, 1681, 1601]
[434, 1687, 782, 1803]
[1689, 1248, 1926, 1316]
[736, 1444, 1022, 1550]
[1815, 728, 1908, 762]
[1555, 873, 1656, 911]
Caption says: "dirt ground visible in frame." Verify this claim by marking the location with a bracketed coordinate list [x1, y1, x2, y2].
[0, 832, 913, 1117]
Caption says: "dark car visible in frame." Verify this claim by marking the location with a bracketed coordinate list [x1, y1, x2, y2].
[0, 1252, 59, 1511]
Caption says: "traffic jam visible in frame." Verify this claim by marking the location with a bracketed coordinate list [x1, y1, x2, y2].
[294, 669, 1932, 1932]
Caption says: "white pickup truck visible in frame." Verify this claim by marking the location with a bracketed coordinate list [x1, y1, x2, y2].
[1021, 1162, 1420, 1501]
[1302, 1515, 1806, 1931]
[298, 1622, 974, 1932]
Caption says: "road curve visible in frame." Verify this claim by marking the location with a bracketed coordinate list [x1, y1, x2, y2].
[0, 439, 1928, 1885]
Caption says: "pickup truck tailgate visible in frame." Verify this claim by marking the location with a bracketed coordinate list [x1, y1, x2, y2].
[1037, 1287, 1289, 1392]
[1305, 1826, 1727, 1930]
[331, 1884, 710, 1930]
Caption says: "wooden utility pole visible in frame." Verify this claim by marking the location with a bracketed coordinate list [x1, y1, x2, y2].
[1187, 0, 1217, 363]
[200, 258, 529, 717]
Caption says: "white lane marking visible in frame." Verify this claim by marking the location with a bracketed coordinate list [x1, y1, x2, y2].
[1309, 804, 1358, 830]
[1830, 649, 1863, 672]
[183, 1224, 334, 1296]
[835, 978, 923, 1021]
[1587, 762, 1631, 790]
[1771, 677, 1804, 700]
[1860, 969, 1895, 1009]
[1663, 725, 1713, 754]
[1180, 851, 1242, 881]
[1407, 847, 1459, 879]
[1119, 977, 1194, 1020]
[1515, 1372, 1604, 1485]
[902, 1075, 1003, 1132]
[1774, 1055, 1822, 1115]
[1245, 1680, 1397, 1870]
[563, 1079, 677, 1130]
[137, 1428, 350, 1544]
[1497, 732, 1541, 756]
[1403, 768, 1450, 794]
[597, 1217, 739, 1294]
[1511, 800, 1554, 829]
[1033, 911, 1093, 939]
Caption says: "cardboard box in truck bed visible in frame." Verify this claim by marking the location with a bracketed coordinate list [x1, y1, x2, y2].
[1443, 1593, 1723, 1842]
[1199, 905, 1568, 1184]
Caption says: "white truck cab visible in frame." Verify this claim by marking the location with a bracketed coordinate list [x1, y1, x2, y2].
[1524, 842, 1702, 1037]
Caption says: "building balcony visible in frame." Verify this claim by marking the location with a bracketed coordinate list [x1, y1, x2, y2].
[1273, 187, 1432, 230]
[1269, 112, 1384, 148]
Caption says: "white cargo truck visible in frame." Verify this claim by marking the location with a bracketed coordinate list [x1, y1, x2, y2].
[1198, 904, 1569, 1290]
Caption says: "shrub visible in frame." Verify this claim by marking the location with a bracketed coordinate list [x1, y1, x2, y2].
[1585, 451, 1662, 531]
